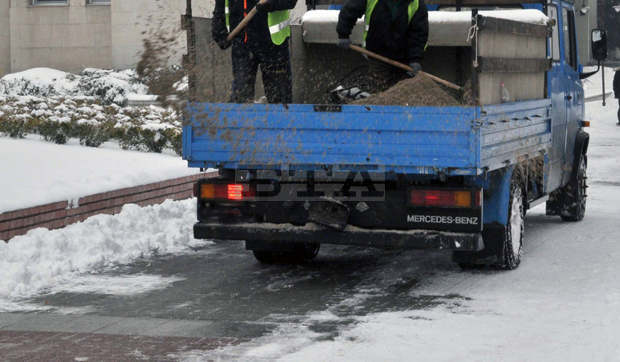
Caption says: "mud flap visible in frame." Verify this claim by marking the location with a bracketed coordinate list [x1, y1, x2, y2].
[452, 223, 505, 264]
[307, 198, 350, 231]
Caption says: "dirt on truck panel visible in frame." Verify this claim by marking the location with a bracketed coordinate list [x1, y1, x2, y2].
[351, 73, 464, 107]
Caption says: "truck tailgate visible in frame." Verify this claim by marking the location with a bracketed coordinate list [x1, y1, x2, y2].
[184, 103, 480, 175]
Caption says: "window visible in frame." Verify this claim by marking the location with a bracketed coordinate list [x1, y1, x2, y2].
[32, 0, 68, 4]
[562, 8, 577, 70]
[548, 6, 560, 61]
[88, 0, 111, 4]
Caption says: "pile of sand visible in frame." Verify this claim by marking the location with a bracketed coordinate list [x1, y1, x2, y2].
[352, 73, 464, 106]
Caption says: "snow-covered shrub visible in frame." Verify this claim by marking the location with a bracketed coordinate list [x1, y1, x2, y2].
[0, 68, 150, 106]
[0, 95, 182, 153]
[162, 128, 182, 155]
[140, 128, 168, 153]
[38, 121, 69, 144]
[74, 123, 111, 148]
[78, 69, 149, 106]
[0, 119, 27, 138]
[0, 68, 79, 98]
[118, 126, 143, 151]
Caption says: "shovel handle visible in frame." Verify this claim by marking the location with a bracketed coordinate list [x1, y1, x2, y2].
[226, 0, 269, 42]
[227, 7, 258, 41]
[348, 44, 463, 91]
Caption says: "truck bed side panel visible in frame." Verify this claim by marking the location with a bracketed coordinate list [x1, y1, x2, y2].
[480, 99, 552, 172]
[184, 103, 480, 175]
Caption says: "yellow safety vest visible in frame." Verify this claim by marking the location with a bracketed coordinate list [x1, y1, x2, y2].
[224, 0, 291, 45]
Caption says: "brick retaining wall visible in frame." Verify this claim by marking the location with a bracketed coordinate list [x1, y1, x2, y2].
[0, 172, 217, 242]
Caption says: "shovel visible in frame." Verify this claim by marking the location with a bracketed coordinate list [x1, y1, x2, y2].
[226, 0, 267, 41]
[348, 44, 463, 92]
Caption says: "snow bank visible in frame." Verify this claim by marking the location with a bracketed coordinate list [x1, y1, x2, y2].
[0, 67, 149, 106]
[0, 137, 198, 213]
[0, 199, 209, 312]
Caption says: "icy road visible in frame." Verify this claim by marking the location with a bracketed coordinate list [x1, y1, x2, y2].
[1, 99, 620, 361]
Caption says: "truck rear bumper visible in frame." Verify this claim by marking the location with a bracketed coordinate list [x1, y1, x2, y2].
[194, 222, 484, 251]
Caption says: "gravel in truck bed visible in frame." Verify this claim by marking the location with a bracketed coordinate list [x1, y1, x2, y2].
[352, 73, 465, 107]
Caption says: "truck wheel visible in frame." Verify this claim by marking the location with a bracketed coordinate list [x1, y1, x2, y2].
[560, 156, 587, 222]
[453, 175, 524, 270]
[252, 243, 320, 264]
[501, 179, 524, 270]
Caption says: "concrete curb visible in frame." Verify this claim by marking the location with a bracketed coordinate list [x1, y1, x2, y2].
[0, 172, 217, 242]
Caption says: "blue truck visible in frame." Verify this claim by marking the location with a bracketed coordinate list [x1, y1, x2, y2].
[182, 0, 602, 269]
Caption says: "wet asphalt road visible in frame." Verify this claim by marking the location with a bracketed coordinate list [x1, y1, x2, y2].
[27, 242, 465, 340]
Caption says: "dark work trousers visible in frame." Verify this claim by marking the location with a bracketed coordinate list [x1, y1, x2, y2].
[230, 44, 292, 104]
[367, 58, 408, 94]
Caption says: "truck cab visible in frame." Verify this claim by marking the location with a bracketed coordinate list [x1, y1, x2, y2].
[183, 0, 595, 270]
[546, 2, 585, 191]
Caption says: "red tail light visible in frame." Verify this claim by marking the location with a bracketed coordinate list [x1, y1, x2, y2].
[199, 183, 251, 201]
[227, 184, 244, 200]
[410, 189, 480, 208]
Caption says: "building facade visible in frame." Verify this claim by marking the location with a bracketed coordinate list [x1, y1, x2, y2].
[0, 0, 215, 76]
[0, 0, 309, 77]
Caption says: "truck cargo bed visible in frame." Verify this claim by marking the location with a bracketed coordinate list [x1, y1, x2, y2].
[183, 99, 551, 176]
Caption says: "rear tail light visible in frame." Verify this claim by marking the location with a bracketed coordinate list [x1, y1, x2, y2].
[410, 189, 481, 208]
[227, 184, 243, 200]
[199, 183, 252, 201]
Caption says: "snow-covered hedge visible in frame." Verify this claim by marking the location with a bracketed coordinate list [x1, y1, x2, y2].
[0, 95, 182, 154]
[0, 68, 149, 106]
[0, 67, 185, 154]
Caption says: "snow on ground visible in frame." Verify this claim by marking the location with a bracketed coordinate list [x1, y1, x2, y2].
[0, 136, 198, 213]
[582, 66, 617, 99]
[0, 199, 211, 312]
[47, 274, 186, 297]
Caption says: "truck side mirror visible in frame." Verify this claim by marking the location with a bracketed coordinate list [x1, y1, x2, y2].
[591, 29, 608, 62]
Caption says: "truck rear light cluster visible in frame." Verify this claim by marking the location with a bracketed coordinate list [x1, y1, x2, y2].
[410, 190, 481, 208]
[197, 183, 252, 201]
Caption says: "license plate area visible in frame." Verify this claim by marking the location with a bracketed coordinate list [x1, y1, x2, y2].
[406, 207, 483, 232]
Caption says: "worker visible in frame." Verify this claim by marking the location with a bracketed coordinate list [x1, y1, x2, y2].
[614, 68, 620, 125]
[212, 0, 297, 103]
[336, 0, 429, 93]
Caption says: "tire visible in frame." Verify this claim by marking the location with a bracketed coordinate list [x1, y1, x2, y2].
[560, 156, 587, 222]
[252, 243, 320, 264]
[453, 174, 524, 270]
[500, 180, 524, 270]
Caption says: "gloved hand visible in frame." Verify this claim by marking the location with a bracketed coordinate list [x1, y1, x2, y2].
[217, 39, 232, 50]
[256, 0, 272, 14]
[407, 62, 422, 77]
[337, 38, 352, 49]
